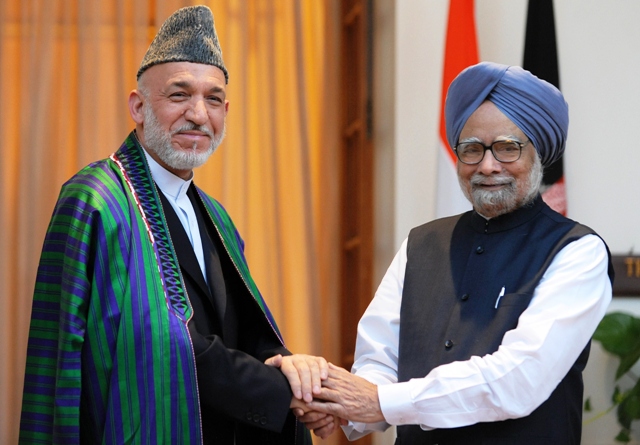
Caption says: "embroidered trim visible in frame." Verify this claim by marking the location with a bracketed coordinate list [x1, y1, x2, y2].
[112, 140, 191, 321]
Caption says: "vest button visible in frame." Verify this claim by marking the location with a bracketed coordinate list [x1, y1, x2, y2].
[444, 340, 454, 349]
[461, 293, 469, 301]
[476, 246, 484, 254]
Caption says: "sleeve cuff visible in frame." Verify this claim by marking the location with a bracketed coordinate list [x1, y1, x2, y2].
[342, 420, 390, 441]
[378, 380, 426, 427]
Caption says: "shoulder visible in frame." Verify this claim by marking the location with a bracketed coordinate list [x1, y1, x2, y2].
[411, 213, 465, 233]
[58, 159, 123, 201]
[408, 213, 466, 243]
[547, 233, 613, 286]
[51, 158, 134, 227]
[538, 203, 600, 239]
[537, 204, 613, 281]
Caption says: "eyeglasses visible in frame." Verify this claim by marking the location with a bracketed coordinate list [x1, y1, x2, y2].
[454, 139, 530, 165]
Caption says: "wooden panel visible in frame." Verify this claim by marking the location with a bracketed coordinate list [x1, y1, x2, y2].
[612, 255, 640, 296]
[338, 0, 374, 444]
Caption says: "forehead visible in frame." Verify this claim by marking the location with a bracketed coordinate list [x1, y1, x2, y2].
[460, 101, 525, 141]
[141, 61, 227, 90]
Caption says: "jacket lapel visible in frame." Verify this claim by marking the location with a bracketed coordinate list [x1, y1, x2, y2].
[189, 186, 228, 323]
[157, 189, 213, 304]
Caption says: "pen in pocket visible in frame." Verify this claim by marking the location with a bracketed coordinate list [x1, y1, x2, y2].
[495, 286, 505, 309]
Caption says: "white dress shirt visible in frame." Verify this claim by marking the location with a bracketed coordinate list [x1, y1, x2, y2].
[344, 234, 612, 440]
[142, 149, 208, 283]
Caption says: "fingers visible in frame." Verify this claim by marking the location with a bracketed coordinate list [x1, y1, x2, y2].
[291, 397, 331, 426]
[290, 396, 307, 412]
[309, 377, 385, 424]
[278, 358, 301, 400]
[291, 395, 338, 440]
[320, 362, 353, 392]
[298, 410, 331, 428]
[313, 386, 340, 403]
[298, 358, 315, 402]
[290, 396, 330, 424]
[312, 420, 336, 440]
[305, 400, 345, 419]
[308, 417, 336, 438]
[327, 362, 350, 378]
[308, 356, 329, 399]
[291, 362, 385, 425]
[281, 355, 328, 402]
[264, 354, 283, 367]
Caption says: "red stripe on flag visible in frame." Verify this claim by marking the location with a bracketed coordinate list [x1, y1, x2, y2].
[439, 0, 479, 165]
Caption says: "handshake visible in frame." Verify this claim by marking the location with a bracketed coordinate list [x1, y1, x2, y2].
[265, 354, 384, 439]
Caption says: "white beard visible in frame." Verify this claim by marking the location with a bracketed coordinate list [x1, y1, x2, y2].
[142, 104, 225, 171]
[460, 154, 543, 218]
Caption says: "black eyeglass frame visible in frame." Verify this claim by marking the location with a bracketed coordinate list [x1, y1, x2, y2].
[453, 139, 530, 165]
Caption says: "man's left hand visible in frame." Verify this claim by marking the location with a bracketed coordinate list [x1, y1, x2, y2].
[306, 363, 385, 424]
[265, 354, 328, 402]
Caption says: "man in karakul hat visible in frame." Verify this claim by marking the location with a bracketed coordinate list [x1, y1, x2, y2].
[297, 62, 614, 444]
[19, 5, 330, 444]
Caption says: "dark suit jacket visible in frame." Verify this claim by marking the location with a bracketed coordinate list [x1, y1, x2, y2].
[159, 186, 308, 445]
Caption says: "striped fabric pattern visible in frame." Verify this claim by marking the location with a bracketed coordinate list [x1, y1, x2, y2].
[20, 133, 282, 444]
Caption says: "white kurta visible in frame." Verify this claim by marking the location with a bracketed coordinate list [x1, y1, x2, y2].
[344, 234, 612, 440]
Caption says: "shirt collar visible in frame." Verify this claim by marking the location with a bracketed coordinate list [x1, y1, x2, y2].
[141, 148, 193, 200]
[468, 194, 545, 234]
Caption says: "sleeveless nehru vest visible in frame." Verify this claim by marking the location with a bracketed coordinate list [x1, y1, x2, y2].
[396, 196, 612, 445]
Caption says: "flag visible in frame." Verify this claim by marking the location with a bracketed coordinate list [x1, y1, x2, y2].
[523, 0, 567, 215]
[435, 0, 478, 218]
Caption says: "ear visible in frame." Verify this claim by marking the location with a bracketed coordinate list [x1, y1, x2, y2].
[128, 90, 145, 124]
[224, 99, 229, 116]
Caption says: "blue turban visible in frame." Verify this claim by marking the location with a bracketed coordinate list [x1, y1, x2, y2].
[445, 62, 569, 167]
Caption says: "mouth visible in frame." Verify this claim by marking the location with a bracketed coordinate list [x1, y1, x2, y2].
[476, 182, 508, 191]
[471, 174, 514, 192]
[171, 130, 212, 149]
[175, 130, 211, 138]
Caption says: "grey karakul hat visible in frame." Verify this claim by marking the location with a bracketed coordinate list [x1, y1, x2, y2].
[137, 5, 228, 83]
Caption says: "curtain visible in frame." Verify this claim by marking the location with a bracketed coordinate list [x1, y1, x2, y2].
[0, 1, 340, 443]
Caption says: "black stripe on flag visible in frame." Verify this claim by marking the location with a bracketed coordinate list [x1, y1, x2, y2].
[523, 0, 563, 186]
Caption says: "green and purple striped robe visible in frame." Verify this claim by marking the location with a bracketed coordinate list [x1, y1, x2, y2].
[20, 133, 283, 444]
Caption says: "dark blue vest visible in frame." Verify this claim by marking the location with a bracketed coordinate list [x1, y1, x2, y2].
[396, 196, 613, 445]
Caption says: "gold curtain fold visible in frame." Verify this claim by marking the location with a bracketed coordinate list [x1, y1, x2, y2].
[0, 1, 340, 443]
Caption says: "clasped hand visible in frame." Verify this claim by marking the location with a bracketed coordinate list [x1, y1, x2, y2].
[265, 355, 384, 439]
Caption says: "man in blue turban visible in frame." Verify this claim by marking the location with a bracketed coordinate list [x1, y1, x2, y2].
[298, 62, 614, 445]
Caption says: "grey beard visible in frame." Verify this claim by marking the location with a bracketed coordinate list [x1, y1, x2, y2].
[142, 104, 225, 171]
[460, 155, 543, 218]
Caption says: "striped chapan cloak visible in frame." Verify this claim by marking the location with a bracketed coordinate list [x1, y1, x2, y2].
[20, 132, 285, 444]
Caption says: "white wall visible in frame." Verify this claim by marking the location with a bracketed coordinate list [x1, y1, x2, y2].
[372, 1, 640, 444]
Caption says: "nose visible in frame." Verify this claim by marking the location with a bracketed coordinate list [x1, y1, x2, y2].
[184, 98, 208, 125]
[476, 149, 502, 175]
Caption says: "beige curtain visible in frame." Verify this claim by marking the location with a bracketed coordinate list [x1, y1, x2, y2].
[0, 1, 340, 443]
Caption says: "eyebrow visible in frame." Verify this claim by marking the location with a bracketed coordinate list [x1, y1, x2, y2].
[169, 81, 225, 94]
[459, 135, 524, 144]
[459, 136, 483, 144]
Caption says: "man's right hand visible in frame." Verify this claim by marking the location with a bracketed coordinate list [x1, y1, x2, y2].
[290, 397, 342, 439]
